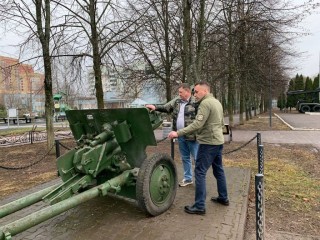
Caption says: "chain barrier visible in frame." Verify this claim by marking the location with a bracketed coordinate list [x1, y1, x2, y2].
[58, 141, 72, 150]
[0, 144, 55, 170]
[155, 134, 257, 156]
[223, 135, 257, 155]
[156, 136, 168, 144]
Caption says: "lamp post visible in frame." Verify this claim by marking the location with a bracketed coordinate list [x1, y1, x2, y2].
[268, 44, 272, 128]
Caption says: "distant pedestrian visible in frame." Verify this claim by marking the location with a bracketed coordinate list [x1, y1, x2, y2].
[146, 83, 199, 187]
[168, 81, 229, 215]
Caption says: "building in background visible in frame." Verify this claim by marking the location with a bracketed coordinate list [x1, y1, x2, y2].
[0, 56, 45, 115]
[74, 96, 97, 109]
[87, 64, 166, 108]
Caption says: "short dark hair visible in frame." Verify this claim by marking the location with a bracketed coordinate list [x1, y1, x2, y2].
[195, 81, 210, 92]
[179, 83, 191, 91]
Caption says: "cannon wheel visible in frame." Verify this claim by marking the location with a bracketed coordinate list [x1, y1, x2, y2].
[136, 153, 177, 216]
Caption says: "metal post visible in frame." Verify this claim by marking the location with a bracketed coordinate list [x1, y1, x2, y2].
[171, 139, 175, 160]
[29, 131, 33, 144]
[7, 108, 9, 129]
[258, 145, 264, 175]
[268, 45, 272, 128]
[255, 173, 265, 240]
[256, 132, 261, 147]
[55, 139, 60, 158]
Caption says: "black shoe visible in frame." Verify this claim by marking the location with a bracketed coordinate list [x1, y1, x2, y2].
[211, 197, 229, 206]
[184, 205, 206, 215]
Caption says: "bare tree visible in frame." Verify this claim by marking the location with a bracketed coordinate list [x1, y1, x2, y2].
[0, 0, 59, 149]
[50, 0, 142, 108]
[123, 0, 181, 101]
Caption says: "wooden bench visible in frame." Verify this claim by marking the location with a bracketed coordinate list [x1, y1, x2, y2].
[223, 124, 232, 143]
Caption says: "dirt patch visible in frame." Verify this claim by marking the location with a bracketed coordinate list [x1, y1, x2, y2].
[223, 142, 320, 238]
[0, 140, 75, 199]
[226, 110, 320, 238]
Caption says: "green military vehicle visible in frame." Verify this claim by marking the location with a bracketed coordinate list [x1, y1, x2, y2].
[287, 88, 320, 113]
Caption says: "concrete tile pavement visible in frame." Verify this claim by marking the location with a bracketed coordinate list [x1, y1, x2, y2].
[0, 159, 250, 240]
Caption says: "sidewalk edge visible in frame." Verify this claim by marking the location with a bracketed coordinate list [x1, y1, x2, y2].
[236, 168, 251, 240]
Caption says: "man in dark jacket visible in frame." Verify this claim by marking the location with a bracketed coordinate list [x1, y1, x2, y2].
[146, 83, 199, 187]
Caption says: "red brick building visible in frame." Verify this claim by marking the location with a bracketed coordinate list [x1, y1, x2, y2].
[0, 56, 45, 114]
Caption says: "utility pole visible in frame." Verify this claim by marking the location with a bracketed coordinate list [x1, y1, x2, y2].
[268, 44, 272, 128]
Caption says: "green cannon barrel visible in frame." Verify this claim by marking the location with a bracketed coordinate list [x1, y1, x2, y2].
[0, 170, 136, 240]
[0, 184, 59, 218]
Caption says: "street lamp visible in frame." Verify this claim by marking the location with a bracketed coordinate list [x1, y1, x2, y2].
[268, 44, 272, 128]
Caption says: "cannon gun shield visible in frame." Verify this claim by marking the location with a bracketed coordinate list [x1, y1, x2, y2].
[0, 108, 177, 240]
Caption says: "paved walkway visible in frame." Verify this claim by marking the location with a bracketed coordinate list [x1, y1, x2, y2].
[231, 113, 320, 150]
[0, 112, 319, 240]
[0, 162, 250, 240]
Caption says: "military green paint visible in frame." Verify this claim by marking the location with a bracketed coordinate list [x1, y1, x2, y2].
[0, 108, 167, 239]
[0, 184, 59, 218]
[0, 170, 134, 240]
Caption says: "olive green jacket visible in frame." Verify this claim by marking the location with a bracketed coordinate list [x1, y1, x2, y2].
[177, 94, 224, 145]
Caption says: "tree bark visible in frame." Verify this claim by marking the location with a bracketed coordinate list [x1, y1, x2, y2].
[35, 0, 54, 150]
[89, 0, 104, 109]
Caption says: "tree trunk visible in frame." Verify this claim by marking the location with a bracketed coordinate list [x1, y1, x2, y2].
[89, 0, 104, 109]
[35, 0, 54, 150]
[182, 0, 192, 84]
[194, 0, 205, 83]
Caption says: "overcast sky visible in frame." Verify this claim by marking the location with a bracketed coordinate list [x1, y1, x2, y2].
[0, 2, 319, 78]
[290, 8, 320, 78]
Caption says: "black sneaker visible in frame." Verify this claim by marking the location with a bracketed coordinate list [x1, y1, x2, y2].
[211, 197, 229, 206]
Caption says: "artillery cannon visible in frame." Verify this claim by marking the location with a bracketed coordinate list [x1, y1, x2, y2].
[0, 108, 177, 240]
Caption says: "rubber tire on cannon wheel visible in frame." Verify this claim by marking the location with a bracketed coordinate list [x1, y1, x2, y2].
[136, 153, 178, 216]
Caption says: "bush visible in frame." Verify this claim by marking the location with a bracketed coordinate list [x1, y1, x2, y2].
[0, 104, 7, 118]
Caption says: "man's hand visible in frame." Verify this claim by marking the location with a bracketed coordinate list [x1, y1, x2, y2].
[145, 104, 156, 111]
[168, 131, 178, 139]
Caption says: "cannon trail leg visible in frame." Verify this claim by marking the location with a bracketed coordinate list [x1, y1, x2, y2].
[0, 169, 136, 240]
[0, 184, 59, 218]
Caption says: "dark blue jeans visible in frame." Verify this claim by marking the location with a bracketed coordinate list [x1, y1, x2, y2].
[194, 144, 228, 209]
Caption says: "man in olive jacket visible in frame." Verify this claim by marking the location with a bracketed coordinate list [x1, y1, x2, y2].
[168, 81, 229, 215]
